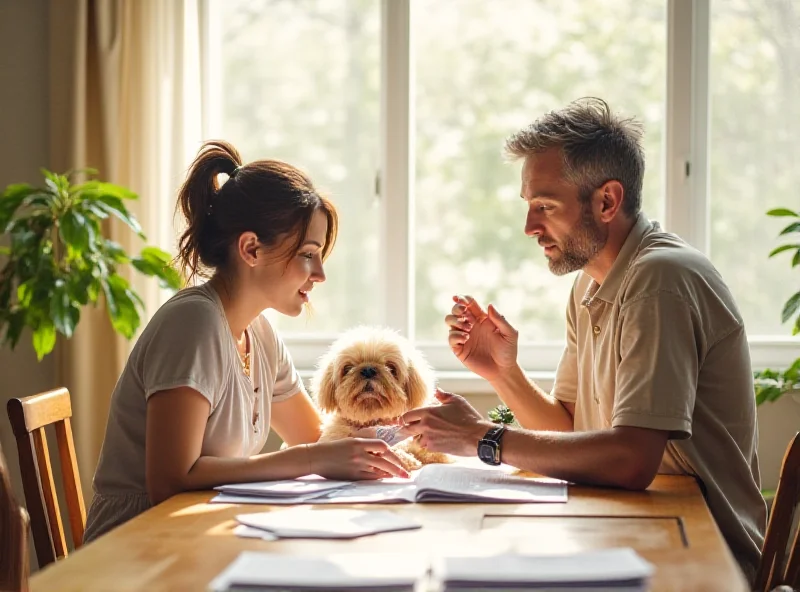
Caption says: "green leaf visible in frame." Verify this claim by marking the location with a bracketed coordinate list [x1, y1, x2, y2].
[102, 274, 141, 339]
[767, 208, 799, 217]
[4, 311, 25, 349]
[793, 250, 800, 268]
[32, 320, 56, 360]
[768, 244, 800, 258]
[16, 280, 34, 307]
[59, 210, 91, 253]
[76, 180, 138, 201]
[103, 240, 130, 264]
[94, 196, 144, 238]
[779, 222, 800, 236]
[0, 184, 37, 230]
[0, 246, 10, 256]
[50, 290, 80, 338]
[131, 246, 182, 290]
[782, 292, 800, 324]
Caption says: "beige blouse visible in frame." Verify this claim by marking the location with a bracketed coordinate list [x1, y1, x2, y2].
[83, 282, 303, 542]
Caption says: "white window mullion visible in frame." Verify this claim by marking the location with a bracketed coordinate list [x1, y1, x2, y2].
[665, 0, 710, 253]
[380, 0, 414, 338]
[198, 0, 223, 140]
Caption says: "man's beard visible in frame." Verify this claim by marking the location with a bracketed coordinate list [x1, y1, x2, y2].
[544, 202, 607, 276]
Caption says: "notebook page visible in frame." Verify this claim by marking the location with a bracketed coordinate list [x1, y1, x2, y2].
[414, 465, 567, 503]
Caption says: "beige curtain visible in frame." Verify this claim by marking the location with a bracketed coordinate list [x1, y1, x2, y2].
[49, 0, 202, 494]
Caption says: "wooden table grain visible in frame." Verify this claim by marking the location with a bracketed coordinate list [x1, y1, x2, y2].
[30, 475, 748, 591]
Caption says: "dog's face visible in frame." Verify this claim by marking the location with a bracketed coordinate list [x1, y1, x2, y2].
[311, 326, 434, 425]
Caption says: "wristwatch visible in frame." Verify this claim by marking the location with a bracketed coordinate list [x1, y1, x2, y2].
[477, 425, 507, 466]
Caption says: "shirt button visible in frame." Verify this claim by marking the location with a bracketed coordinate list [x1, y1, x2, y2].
[593, 325, 601, 335]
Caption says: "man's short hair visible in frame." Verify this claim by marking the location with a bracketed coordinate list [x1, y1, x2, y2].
[504, 97, 645, 218]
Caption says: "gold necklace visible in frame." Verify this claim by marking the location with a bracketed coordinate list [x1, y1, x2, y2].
[238, 331, 251, 379]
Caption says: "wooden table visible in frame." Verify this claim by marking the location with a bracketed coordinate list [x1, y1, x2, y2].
[30, 475, 748, 591]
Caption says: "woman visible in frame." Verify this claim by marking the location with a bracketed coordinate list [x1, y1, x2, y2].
[83, 140, 408, 542]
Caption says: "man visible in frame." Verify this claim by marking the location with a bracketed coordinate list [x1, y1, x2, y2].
[402, 98, 766, 582]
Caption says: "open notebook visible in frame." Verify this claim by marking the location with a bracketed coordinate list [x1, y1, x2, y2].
[213, 464, 567, 505]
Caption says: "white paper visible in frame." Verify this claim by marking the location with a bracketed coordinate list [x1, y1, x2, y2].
[232, 524, 278, 541]
[208, 551, 427, 591]
[434, 548, 654, 588]
[235, 507, 421, 539]
[210, 492, 330, 505]
[215, 477, 351, 498]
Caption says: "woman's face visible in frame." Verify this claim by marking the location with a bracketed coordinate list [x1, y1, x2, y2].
[255, 208, 329, 316]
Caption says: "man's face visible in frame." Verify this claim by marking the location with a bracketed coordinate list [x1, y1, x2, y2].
[521, 149, 607, 275]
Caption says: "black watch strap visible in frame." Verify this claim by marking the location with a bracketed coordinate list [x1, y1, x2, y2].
[483, 425, 507, 443]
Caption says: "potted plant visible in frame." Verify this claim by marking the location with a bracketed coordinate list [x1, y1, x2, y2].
[0, 169, 181, 360]
[752, 207, 800, 406]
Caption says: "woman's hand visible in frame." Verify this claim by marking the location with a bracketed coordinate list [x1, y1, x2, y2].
[307, 439, 411, 480]
[446, 295, 519, 382]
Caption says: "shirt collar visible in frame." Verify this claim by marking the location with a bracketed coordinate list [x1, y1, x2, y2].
[592, 213, 653, 304]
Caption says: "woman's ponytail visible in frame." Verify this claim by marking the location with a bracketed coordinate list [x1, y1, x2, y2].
[175, 140, 242, 283]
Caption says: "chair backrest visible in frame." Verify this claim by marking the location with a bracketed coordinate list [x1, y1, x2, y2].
[0, 442, 30, 591]
[755, 431, 800, 592]
[6, 387, 86, 568]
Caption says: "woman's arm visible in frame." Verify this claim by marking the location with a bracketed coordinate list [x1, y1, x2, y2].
[270, 392, 323, 446]
[145, 387, 409, 504]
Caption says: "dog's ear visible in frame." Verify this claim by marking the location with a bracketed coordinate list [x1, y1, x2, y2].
[405, 350, 435, 409]
[311, 359, 338, 413]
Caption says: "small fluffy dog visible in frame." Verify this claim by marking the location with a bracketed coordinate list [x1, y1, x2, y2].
[311, 326, 450, 472]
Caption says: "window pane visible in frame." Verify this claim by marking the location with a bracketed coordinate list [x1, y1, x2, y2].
[214, 0, 380, 334]
[414, 0, 666, 342]
[709, 0, 799, 336]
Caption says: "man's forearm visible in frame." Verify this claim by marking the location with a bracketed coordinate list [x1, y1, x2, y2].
[489, 364, 573, 431]
[499, 427, 663, 490]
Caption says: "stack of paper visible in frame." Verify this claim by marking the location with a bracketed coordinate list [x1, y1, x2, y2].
[208, 551, 428, 592]
[233, 507, 421, 540]
[215, 478, 352, 504]
[433, 548, 654, 591]
[211, 465, 567, 506]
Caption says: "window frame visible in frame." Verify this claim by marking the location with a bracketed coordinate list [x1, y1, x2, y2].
[200, 0, 798, 385]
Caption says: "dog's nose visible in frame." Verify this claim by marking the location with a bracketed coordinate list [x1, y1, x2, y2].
[360, 366, 377, 379]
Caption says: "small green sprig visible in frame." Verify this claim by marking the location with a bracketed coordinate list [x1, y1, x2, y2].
[488, 404, 515, 425]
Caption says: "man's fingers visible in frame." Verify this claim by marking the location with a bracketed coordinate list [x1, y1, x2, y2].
[455, 294, 488, 322]
[445, 314, 472, 332]
[434, 388, 458, 402]
[448, 330, 469, 349]
[488, 304, 517, 336]
[401, 408, 424, 425]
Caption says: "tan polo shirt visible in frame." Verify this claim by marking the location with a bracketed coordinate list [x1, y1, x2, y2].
[551, 214, 767, 582]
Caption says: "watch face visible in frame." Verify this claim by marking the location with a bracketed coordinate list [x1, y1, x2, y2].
[478, 440, 500, 466]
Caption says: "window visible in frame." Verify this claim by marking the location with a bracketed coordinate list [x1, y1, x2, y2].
[413, 0, 666, 343]
[205, 0, 381, 335]
[202, 0, 797, 376]
[709, 0, 800, 336]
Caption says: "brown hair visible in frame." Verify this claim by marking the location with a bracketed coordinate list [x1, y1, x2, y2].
[504, 97, 645, 218]
[176, 140, 339, 283]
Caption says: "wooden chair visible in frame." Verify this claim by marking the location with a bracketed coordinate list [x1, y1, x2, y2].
[0, 441, 30, 591]
[7, 387, 86, 568]
[755, 431, 800, 592]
